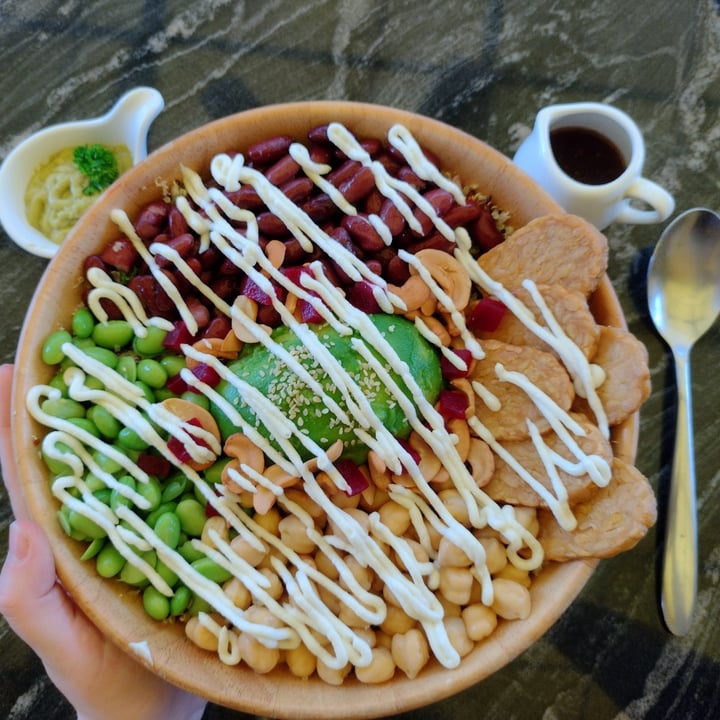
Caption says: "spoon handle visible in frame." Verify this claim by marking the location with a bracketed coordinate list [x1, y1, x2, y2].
[661, 349, 698, 635]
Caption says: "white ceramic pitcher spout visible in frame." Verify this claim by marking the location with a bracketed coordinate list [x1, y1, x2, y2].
[513, 102, 675, 230]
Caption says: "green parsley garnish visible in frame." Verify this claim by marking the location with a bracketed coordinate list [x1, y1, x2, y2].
[72, 144, 120, 196]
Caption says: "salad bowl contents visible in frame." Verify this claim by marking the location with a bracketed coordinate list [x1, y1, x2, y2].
[13, 102, 654, 718]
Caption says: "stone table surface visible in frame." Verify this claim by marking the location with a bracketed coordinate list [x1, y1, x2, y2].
[1, 1, 719, 719]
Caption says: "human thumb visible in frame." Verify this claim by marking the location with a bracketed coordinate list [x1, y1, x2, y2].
[0, 520, 78, 657]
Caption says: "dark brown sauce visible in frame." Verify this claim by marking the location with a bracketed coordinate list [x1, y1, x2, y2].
[549, 126, 626, 185]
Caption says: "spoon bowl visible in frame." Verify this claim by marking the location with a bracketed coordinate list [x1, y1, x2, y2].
[647, 207, 720, 635]
[0, 86, 164, 258]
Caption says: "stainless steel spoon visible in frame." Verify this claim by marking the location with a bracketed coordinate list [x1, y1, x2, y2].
[647, 207, 720, 636]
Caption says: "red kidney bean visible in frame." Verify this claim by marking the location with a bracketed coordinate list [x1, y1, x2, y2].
[186, 296, 211, 329]
[412, 188, 456, 236]
[406, 232, 456, 255]
[327, 159, 361, 187]
[258, 212, 290, 237]
[472, 205, 505, 252]
[309, 143, 333, 165]
[84, 254, 107, 273]
[168, 205, 190, 238]
[396, 166, 426, 191]
[338, 166, 375, 204]
[365, 259, 383, 276]
[443, 201, 482, 228]
[210, 276, 241, 300]
[219, 257, 242, 276]
[364, 189, 384, 216]
[264, 155, 300, 185]
[307, 125, 330, 144]
[385, 254, 411, 285]
[301, 193, 336, 223]
[134, 201, 169, 240]
[257, 304, 282, 327]
[280, 177, 314, 204]
[283, 238, 308, 265]
[153, 233, 196, 267]
[342, 214, 386, 253]
[246, 135, 293, 165]
[379, 198, 406, 236]
[100, 237, 139, 273]
[198, 245, 222, 270]
[225, 186, 263, 210]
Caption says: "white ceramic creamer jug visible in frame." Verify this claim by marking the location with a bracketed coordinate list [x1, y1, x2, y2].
[513, 102, 674, 230]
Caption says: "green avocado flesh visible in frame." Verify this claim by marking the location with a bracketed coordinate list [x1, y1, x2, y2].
[210, 314, 442, 463]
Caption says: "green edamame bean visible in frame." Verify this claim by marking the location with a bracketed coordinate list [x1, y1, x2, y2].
[41, 397, 86, 419]
[187, 594, 212, 617]
[48, 372, 69, 397]
[136, 476, 162, 511]
[66, 417, 100, 438]
[84, 375, 105, 391]
[120, 550, 156, 587]
[68, 509, 107, 539]
[170, 585, 192, 616]
[160, 355, 186, 377]
[83, 346, 119, 369]
[117, 426, 149, 451]
[80, 537, 105, 561]
[116, 355, 137, 382]
[143, 585, 170, 620]
[161, 473, 188, 503]
[204, 457, 231, 486]
[176, 498, 206, 537]
[110, 475, 136, 512]
[155, 559, 179, 588]
[42, 329, 72, 365]
[191, 556, 232, 584]
[42, 442, 75, 476]
[177, 539, 205, 564]
[133, 326, 168, 357]
[136, 358, 168, 389]
[93, 487, 112, 506]
[133, 380, 155, 403]
[72, 337, 96, 350]
[154, 511, 182, 549]
[87, 405, 121, 439]
[180, 391, 210, 410]
[93, 448, 124, 475]
[72, 307, 96, 338]
[85, 472, 106, 492]
[153, 387, 176, 402]
[144, 501, 177, 528]
[96, 543, 126, 578]
[92, 320, 133, 350]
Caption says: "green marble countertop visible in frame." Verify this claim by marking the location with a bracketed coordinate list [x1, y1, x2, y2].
[1, 1, 719, 718]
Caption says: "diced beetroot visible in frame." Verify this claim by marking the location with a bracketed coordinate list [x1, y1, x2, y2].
[167, 436, 192, 464]
[241, 274, 278, 306]
[347, 280, 381, 313]
[467, 297, 507, 333]
[395, 437, 421, 471]
[441, 348, 473, 380]
[438, 389, 469, 420]
[165, 374, 188, 394]
[205, 502, 220, 518]
[136, 452, 172, 478]
[100, 237, 139, 274]
[191, 363, 221, 388]
[282, 265, 313, 286]
[473, 205, 505, 252]
[203, 316, 232, 340]
[336, 459, 369, 496]
[298, 298, 325, 323]
[163, 321, 195, 353]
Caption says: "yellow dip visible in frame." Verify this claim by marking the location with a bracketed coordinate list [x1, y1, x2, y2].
[24, 144, 132, 245]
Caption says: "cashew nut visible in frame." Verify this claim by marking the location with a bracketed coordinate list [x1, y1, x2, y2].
[412, 248, 472, 310]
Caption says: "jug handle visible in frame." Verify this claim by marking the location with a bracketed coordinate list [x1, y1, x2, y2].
[614, 178, 675, 225]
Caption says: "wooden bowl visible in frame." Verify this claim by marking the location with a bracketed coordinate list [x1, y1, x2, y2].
[12, 101, 634, 718]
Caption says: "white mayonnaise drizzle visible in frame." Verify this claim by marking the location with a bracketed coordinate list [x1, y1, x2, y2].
[28, 122, 615, 674]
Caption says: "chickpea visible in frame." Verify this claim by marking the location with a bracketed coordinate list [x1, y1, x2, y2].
[254, 506, 282, 535]
[316, 658, 351, 686]
[514, 506, 539, 536]
[318, 584, 342, 615]
[285, 642, 317, 679]
[354, 626, 377, 649]
[284, 487, 326, 523]
[278, 514, 316, 554]
[437, 592, 462, 618]
[314, 549, 340, 581]
[185, 615, 219, 652]
[339, 555, 373, 592]
[339, 602, 370, 629]
[438, 566, 474, 606]
[230, 534, 267, 567]
[394, 538, 429, 573]
[355, 646, 396, 684]
[462, 603, 499, 642]
[438, 489, 470, 524]
[478, 535, 508, 574]
[437, 536, 472, 567]
[223, 576, 251, 610]
[444, 615, 474, 658]
[258, 567, 284, 601]
[494, 563, 532, 588]
[237, 631, 280, 674]
[201, 515, 230, 549]
[391, 628, 430, 680]
[380, 604, 416, 636]
[491, 578, 531, 620]
[377, 499, 411, 536]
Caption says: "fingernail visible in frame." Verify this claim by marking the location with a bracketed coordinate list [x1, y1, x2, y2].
[8, 522, 30, 562]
